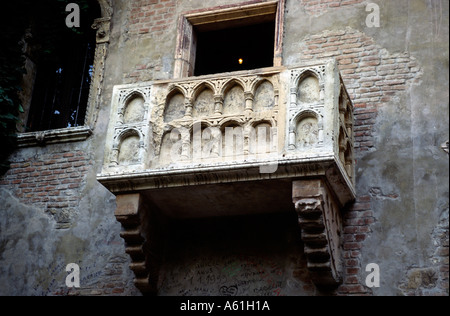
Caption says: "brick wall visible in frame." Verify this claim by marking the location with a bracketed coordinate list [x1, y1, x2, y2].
[129, 0, 176, 36]
[1, 0, 445, 297]
[0, 150, 92, 229]
[96, 3, 427, 296]
[435, 222, 450, 295]
[0, 147, 140, 296]
[339, 197, 375, 295]
[297, 27, 423, 295]
[299, 27, 422, 153]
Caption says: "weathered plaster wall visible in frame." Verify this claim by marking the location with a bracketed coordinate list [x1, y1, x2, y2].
[284, 0, 449, 296]
[157, 213, 316, 296]
[0, 0, 140, 295]
[0, 144, 139, 295]
[0, 0, 448, 296]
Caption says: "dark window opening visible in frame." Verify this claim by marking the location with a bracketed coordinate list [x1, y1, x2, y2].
[194, 21, 275, 77]
[26, 2, 99, 132]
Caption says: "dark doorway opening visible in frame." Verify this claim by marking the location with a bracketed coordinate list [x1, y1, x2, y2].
[194, 21, 275, 76]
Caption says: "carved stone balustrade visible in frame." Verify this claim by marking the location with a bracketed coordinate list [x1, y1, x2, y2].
[97, 59, 355, 294]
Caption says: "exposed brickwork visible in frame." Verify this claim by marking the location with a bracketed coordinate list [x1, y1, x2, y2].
[299, 27, 422, 153]
[300, 0, 365, 16]
[436, 225, 450, 295]
[398, 218, 449, 296]
[129, 0, 176, 36]
[298, 27, 424, 295]
[0, 150, 92, 229]
[125, 0, 271, 82]
[339, 195, 375, 295]
[1, 0, 444, 297]
[429, 214, 449, 296]
[0, 148, 140, 295]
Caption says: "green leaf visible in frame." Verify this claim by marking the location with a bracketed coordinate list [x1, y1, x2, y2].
[0, 113, 18, 120]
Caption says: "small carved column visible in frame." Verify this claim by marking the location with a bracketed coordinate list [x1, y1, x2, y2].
[214, 95, 224, 115]
[110, 146, 119, 166]
[273, 88, 280, 112]
[115, 193, 162, 295]
[244, 91, 254, 116]
[292, 179, 343, 287]
[288, 126, 296, 150]
[184, 97, 194, 119]
[180, 128, 191, 160]
[289, 87, 298, 111]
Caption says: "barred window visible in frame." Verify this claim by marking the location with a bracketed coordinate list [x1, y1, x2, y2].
[25, 1, 99, 132]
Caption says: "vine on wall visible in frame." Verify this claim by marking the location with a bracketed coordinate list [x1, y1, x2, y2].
[0, 2, 27, 175]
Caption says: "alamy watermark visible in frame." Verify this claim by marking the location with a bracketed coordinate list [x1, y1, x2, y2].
[366, 3, 381, 28]
[65, 263, 80, 288]
[65, 3, 80, 28]
[65, 2, 380, 28]
[365, 263, 381, 288]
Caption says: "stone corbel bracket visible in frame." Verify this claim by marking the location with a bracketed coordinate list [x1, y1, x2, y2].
[92, 17, 111, 44]
[115, 193, 163, 295]
[293, 179, 343, 287]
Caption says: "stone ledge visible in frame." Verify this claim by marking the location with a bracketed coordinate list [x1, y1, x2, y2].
[17, 126, 93, 148]
[98, 155, 355, 207]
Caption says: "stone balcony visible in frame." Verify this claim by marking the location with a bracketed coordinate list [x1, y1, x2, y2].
[97, 59, 355, 294]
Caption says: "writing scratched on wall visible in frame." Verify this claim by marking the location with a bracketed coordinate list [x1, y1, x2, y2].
[31, 260, 103, 295]
[158, 253, 286, 296]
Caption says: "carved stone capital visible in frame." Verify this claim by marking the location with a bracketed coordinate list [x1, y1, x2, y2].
[293, 179, 343, 287]
[184, 99, 194, 118]
[214, 94, 224, 114]
[92, 17, 111, 44]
